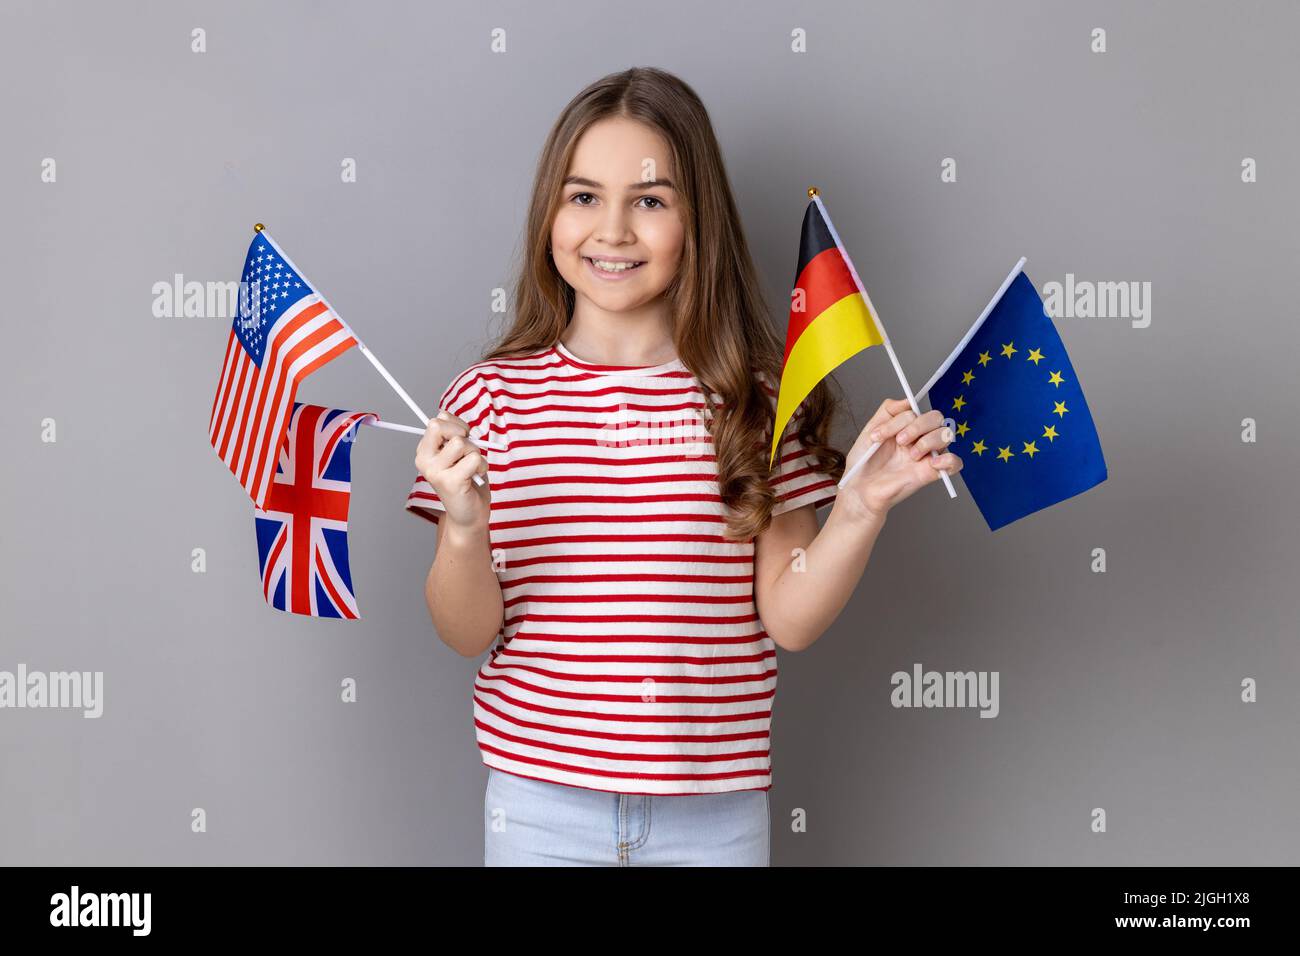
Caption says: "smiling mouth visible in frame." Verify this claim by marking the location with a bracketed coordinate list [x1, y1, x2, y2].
[584, 256, 646, 274]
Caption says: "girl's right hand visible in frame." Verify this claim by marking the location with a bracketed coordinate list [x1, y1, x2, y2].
[414, 410, 491, 529]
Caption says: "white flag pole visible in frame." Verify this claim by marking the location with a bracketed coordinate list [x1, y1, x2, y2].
[365, 417, 506, 450]
[810, 194, 957, 499]
[366, 419, 424, 437]
[253, 225, 498, 484]
[837, 256, 1028, 489]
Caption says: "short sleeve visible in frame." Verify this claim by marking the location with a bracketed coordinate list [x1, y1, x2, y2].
[770, 414, 840, 516]
[757, 370, 839, 517]
[404, 365, 495, 525]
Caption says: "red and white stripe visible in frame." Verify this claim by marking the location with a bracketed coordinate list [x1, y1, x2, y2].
[208, 293, 357, 508]
[405, 345, 838, 795]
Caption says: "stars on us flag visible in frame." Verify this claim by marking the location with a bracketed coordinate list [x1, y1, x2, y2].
[236, 243, 310, 355]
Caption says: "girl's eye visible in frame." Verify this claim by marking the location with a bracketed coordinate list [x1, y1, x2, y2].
[567, 193, 667, 210]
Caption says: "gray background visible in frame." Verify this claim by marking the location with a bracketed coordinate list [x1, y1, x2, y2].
[2, 0, 1297, 865]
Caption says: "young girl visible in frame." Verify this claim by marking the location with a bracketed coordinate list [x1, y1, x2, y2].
[407, 67, 960, 867]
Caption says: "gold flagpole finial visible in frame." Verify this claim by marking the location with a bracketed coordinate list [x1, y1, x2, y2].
[806, 186, 819, 199]
[253, 223, 265, 233]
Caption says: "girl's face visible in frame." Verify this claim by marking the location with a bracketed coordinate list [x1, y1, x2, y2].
[551, 117, 685, 314]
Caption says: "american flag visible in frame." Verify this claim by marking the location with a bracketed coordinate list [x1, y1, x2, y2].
[209, 232, 358, 508]
[254, 403, 377, 618]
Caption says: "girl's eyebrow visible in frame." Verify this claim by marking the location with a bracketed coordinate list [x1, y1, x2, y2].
[563, 176, 676, 191]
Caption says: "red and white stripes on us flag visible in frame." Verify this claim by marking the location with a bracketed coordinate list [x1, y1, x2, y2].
[208, 232, 358, 508]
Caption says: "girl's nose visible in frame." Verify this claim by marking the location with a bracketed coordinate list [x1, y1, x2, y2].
[595, 205, 634, 243]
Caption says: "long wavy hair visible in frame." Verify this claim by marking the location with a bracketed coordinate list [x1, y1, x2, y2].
[483, 66, 845, 541]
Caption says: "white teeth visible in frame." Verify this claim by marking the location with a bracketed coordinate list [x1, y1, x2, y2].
[590, 258, 642, 272]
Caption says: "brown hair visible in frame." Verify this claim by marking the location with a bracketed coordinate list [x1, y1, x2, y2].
[484, 66, 844, 541]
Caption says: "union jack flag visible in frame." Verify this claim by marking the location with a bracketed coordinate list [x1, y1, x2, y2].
[209, 231, 358, 508]
[254, 403, 377, 619]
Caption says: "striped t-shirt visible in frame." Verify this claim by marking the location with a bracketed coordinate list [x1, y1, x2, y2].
[404, 341, 838, 795]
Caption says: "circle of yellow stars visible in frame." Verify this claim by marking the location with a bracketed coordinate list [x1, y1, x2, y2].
[951, 342, 1067, 464]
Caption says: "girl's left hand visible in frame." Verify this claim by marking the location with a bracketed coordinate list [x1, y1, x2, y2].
[840, 397, 963, 523]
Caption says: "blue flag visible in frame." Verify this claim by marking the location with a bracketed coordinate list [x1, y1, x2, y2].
[928, 269, 1107, 530]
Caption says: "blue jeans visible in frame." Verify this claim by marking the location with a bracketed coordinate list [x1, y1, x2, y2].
[483, 768, 770, 866]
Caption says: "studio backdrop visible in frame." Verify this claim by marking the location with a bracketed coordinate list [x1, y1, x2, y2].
[2, 0, 1297, 865]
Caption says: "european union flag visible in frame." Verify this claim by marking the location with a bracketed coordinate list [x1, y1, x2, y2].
[928, 269, 1107, 530]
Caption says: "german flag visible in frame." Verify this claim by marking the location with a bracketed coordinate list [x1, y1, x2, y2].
[771, 196, 883, 468]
